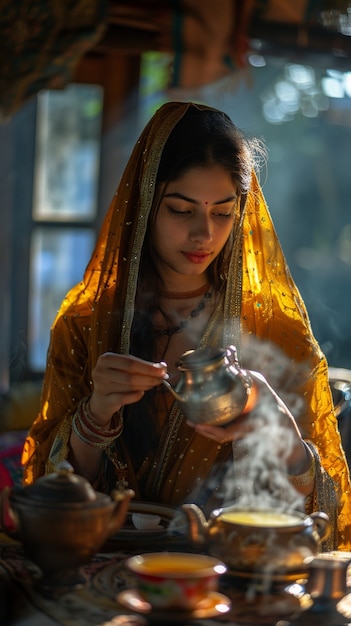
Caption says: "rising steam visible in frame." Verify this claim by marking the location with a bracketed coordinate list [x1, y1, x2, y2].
[219, 335, 310, 512]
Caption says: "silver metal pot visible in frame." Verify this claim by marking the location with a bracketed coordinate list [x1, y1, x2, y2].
[162, 345, 252, 425]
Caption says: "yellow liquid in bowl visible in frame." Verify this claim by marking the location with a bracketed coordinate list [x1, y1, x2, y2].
[129, 553, 222, 576]
[219, 510, 300, 527]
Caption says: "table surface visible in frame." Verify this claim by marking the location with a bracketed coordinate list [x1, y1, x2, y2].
[1, 532, 351, 626]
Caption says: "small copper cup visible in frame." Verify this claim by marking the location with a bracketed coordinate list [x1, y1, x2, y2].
[305, 553, 351, 602]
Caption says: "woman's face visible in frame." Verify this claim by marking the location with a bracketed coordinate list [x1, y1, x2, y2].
[152, 165, 238, 288]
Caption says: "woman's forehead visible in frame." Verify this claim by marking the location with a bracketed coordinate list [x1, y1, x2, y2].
[164, 165, 238, 200]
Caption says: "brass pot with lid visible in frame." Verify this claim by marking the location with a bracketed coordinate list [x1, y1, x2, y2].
[6, 461, 134, 587]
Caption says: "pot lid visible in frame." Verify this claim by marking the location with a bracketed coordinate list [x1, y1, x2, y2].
[11, 461, 99, 504]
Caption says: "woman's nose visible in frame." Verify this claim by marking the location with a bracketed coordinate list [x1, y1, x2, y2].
[190, 215, 212, 242]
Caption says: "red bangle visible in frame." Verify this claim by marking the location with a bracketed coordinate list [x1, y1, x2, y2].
[72, 398, 123, 448]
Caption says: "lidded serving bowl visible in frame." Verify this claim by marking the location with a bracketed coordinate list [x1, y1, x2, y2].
[181, 504, 330, 587]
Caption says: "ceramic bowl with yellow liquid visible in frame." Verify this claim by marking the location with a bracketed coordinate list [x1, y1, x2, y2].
[126, 552, 227, 610]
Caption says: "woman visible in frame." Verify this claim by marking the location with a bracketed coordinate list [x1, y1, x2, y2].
[22, 102, 351, 549]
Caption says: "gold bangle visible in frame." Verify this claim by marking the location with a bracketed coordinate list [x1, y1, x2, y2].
[289, 447, 316, 488]
[82, 398, 123, 437]
[72, 398, 123, 448]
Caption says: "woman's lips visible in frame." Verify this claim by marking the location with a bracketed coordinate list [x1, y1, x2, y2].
[182, 251, 211, 264]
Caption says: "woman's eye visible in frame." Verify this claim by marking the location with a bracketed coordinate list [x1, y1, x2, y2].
[166, 206, 233, 219]
[213, 212, 232, 219]
[168, 206, 190, 216]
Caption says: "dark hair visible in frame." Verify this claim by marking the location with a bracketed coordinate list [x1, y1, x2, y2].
[157, 106, 254, 196]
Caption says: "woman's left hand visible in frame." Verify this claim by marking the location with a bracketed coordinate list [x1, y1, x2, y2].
[187, 370, 311, 476]
[187, 413, 255, 444]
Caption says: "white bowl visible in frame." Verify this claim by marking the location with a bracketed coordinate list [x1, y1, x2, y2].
[132, 513, 162, 530]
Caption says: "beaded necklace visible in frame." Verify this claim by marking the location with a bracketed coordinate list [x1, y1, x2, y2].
[154, 286, 212, 337]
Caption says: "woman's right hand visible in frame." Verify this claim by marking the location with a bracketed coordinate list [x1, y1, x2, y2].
[89, 352, 168, 426]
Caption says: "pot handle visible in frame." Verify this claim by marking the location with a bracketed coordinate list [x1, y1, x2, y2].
[107, 488, 135, 536]
[181, 503, 208, 547]
[311, 511, 330, 544]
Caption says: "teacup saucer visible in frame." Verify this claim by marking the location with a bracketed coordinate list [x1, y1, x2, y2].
[116, 589, 231, 621]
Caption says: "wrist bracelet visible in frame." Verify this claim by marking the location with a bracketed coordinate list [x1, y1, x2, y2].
[81, 398, 123, 437]
[72, 398, 123, 448]
[288, 443, 316, 488]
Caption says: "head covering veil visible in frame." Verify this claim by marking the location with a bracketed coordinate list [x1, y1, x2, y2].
[56, 102, 194, 364]
[23, 101, 351, 548]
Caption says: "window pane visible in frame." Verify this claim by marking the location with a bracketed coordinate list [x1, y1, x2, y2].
[28, 227, 95, 371]
[32, 84, 103, 221]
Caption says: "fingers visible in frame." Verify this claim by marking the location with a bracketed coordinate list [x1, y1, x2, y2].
[93, 353, 167, 393]
[89, 353, 168, 422]
[188, 416, 249, 444]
